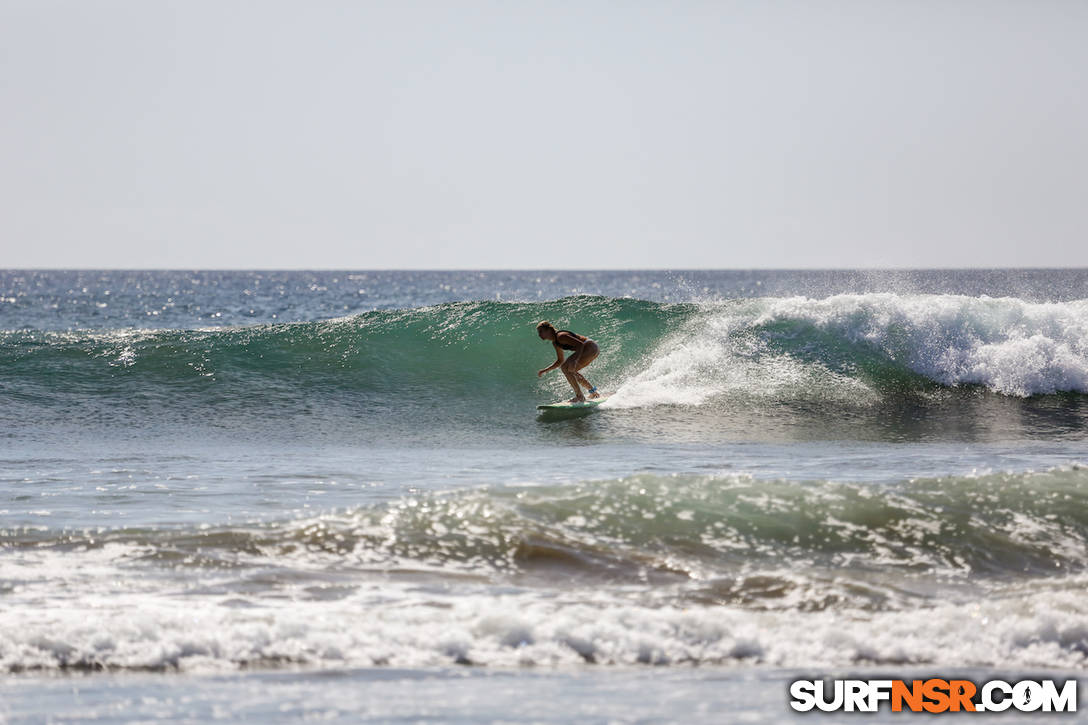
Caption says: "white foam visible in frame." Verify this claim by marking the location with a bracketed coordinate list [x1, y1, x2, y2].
[607, 300, 877, 409]
[761, 294, 1088, 396]
[3, 561, 1087, 672]
[608, 294, 1088, 407]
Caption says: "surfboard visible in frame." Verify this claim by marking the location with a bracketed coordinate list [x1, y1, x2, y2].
[537, 393, 611, 410]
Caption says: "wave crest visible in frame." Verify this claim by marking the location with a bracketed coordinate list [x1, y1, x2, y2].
[611, 293, 1088, 407]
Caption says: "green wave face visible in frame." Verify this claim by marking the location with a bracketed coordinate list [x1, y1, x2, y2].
[0, 296, 688, 408]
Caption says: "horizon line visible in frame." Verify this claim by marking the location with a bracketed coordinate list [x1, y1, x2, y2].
[4, 266, 1087, 273]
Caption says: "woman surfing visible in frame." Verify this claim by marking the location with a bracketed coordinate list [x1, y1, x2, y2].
[536, 321, 601, 403]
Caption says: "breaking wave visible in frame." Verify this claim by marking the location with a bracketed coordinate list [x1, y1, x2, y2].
[4, 467, 1088, 672]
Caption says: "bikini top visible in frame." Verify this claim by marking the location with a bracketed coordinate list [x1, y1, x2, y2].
[554, 330, 582, 351]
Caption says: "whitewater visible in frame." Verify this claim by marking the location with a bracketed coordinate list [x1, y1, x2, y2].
[2, 270, 1088, 723]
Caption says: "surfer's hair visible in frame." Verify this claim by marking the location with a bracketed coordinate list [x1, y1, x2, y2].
[536, 320, 555, 336]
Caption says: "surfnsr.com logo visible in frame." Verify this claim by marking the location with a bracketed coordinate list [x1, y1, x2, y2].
[789, 679, 1077, 713]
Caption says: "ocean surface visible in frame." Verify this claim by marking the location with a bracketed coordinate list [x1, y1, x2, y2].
[2, 269, 1088, 723]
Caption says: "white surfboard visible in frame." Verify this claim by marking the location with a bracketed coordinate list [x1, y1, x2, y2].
[537, 393, 611, 411]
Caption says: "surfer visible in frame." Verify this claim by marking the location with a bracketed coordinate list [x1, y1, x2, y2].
[536, 321, 600, 403]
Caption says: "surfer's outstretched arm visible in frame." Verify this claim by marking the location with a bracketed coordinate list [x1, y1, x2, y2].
[537, 345, 565, 377]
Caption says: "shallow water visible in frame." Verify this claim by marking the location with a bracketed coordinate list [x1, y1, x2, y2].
[4, 667, 1084, 724]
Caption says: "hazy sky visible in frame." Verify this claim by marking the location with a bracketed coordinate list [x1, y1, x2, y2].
[2, 1, 1086, 269]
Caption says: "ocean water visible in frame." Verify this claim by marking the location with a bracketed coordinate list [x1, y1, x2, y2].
[2, 269, 1088, 723]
